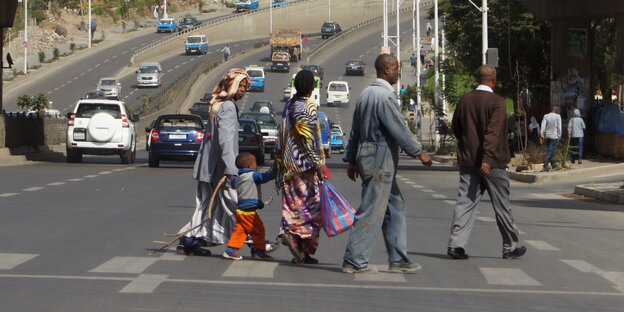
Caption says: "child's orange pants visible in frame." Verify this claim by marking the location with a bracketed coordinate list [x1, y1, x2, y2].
[226, 210, 266, 250]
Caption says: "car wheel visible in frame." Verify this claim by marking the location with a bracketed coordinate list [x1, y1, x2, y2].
[261, 86, 265, 92]
[325, 149, 331, 158]
[130, 140, 137, 163]
[148, 152, 160, 167]
[256, 151, 265, 165]
[66, 148, 82, 163]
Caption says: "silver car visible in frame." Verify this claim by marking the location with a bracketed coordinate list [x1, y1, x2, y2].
[136, 62, 162, 88]
[96, 77, 122, 99]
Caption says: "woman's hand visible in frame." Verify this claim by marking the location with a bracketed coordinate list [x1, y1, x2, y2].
[315, 164, 326, 180]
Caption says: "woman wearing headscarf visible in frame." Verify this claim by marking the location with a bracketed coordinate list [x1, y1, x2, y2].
[528, 116, 540, 144]
[177, 68, 251, 256]
[568, 109, 586, 164]
[275, 70, 326, 264]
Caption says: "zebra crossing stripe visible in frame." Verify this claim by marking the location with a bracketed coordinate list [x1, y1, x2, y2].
[119, 274, 169, 293]
[525, 240, 560, 251]
[222, 261, 278, 278]
[479, 267, 542, 286]
[0, 253, 39, 270]
[89, 257, 158, 274]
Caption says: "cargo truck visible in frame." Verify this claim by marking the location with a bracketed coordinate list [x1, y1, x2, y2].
[269, 29, 302, 62]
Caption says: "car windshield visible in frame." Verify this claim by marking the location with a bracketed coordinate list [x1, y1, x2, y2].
[240, 114, 275, 126]
[273, 53, 289, 60]
[158, 117, 202, 129]
[160, 19, 174, 24]
[322, 22, 334, 28]
[246, 70, 263, 78]
[76, 103, 121, 119]
[192, 103, 209, 109]
[304, 65, 319, 72]
[181, 18, 194, 24]
[239, 121, 257, 134]
[84, 92, 104, 99]
[187, 37, 202, 43]
[99, 79, 116, 86]
[139, 66, 159, 73]
[348, 61, 363, 66]
[329, 84, 347, 91]
[318, 116, 329, 131]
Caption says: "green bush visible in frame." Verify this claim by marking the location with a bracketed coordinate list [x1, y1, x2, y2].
[38, 51, 46, 63]
[70, 43, 76, 51]
[53, 48, 60, 60]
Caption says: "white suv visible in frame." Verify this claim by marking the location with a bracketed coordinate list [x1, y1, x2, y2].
[66, 99, 138, 164]
[326, 81, 350, 106]
[96, 77, 122, 99]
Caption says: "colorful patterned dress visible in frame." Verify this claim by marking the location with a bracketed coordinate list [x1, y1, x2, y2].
[275, 97, 325, 255]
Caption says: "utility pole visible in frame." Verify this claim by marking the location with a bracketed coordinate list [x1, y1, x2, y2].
[383, 0, 404, 94]
[269, 2, 272, 35]
[88, 0, 91, 48]
[396, 0, 401, 95]
[414, 0, 421, 111]
[467, 0, 488, 64]
[328, 0, 331, 21]
[1, 0, 20, 113]
[164, 0, 168, 19]
[24, 0, 28, 74]
[434, 0, 440, 149]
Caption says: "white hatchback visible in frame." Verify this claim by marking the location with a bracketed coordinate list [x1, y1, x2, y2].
[66, 99, 138, 164]
[326, 81, 350, 106]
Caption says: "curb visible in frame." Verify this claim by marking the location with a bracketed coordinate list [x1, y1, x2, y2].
[508, 162, 624, 184]
[574, 183, 624, 205]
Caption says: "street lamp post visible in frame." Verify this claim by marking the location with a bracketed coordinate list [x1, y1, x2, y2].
[269, 2, 272, 35]
[434, 0, 440, 148]
[329, 0, 331, 21]
[164, 0, 168, 19]
[467, 0, 488, 64]
[23, 0, 27, 74]
[88, 0, 91, 48]
[414, 0, 421, 111]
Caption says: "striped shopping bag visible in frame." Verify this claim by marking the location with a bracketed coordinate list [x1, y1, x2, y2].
[320, 180, 356, 237]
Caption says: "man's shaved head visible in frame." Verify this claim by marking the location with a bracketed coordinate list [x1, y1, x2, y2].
[375, 53, 400, 85]
[476, 65, 497, 85]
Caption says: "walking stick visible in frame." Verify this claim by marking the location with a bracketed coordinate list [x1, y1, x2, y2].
[150, 176, 227, 255]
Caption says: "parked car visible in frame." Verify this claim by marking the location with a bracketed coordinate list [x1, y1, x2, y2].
[331, 124, 346, 153]
[136, 62, 162, 88]
[272, 0, 290, 7]
[251, 100, 274, 114]
[239, 112, 278, 154]
[246, 65, 265, 92]
[96, 77, 122, 99]
[184, 33, 209, 55]
[317, 111, 332, 158]
[145, 114, 205, 167]
[178, 16, 201, 31]
[157, 18, 178, 33]
[302, 64, 323, 80]
[236, 0, 260, 12]
[82, 91, 107, 99]
[66, 99, 138, 164]
[201, 93, 213, 103]
[345, 59, 366, 76]
[238, 119, 265, 165]
[326, 81, 350, 106]
[188, 102, 209, 121]
[321, 21, 342, 39]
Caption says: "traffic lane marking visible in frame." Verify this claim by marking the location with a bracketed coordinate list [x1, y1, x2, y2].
[222, 261, 278, 278]
[119, 274, 168, 293]
[479, 267, 542, 286]
[89, 256, 158, 274]
[0, 253, 39, 270]
[525, 240, 561, 251]
[23, 187, 44, 192]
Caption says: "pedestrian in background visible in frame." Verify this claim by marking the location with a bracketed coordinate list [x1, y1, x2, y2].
[410, 53, 417, 72]
[177, 68, 251, 256]
[447, 65, 526, 260]
[528, 116, 540, 144]
[342, 54, 432, 274]
[153, 5, 159, 19]
[275, 70, 326, 265]
[568, 109, 586, 164]
[419, 46, 426, 67]
[541, 106, 562, 171]
[221, 45, 231, 62]
[6, 53, 13, 69]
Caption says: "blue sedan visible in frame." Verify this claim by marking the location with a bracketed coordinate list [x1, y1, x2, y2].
[146, 114, 204, 167]
[330, 125, 345, 153]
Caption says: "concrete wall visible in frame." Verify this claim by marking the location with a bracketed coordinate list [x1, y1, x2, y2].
[136, 0, 384, 64]
[2, 115, 65, 148]
[0, 117, 4, 148]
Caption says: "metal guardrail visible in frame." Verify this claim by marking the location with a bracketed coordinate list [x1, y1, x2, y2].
[130, 0, 311, 64]
[307, 1, 434, 62]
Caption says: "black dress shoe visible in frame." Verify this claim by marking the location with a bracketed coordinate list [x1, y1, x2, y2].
[503, 246, 527, 259]
[447, 247, 469, 259]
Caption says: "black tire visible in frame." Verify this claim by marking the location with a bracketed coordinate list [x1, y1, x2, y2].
[261, 86, 265, 92]
[256, 150, 265, 165]
[324, 149, 331, 159]
[148, 152, 160, 167]
[66, 148, 82, 163]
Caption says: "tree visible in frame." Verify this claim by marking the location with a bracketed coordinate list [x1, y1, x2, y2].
[17, 93, 50, 116]
[434, 0, 551, 105]
[592, 18, 617, 97]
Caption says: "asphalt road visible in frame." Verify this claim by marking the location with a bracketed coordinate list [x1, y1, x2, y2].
[2, 11, 624, 312]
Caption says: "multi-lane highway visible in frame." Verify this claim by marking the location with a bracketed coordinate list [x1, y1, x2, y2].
[2, 7, 624, 312]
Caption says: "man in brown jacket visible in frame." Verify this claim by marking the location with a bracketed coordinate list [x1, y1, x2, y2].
[446, 65, 526, 260]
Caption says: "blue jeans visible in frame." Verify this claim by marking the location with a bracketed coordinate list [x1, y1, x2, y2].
[571, 137, 584, 160]
[544, 138, 559, 169]
[343, 142, 409, 268]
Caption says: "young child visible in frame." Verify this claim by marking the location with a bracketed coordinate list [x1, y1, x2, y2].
[223, 152, 275, 260]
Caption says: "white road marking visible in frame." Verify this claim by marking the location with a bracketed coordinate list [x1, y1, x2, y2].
[90, 257, 158, 274]
[532, 193, 567, 200]
[23, 187, 44, 192]
[182, 61, 188, 65]
[67, 178, 84, 182]
[354, 272, 407, 283]
[119, 274, 169, 293]
[431, 194, 447, 199]
[103, 58, 109, 63]
[112, 55, 118, 59]
[0, 253, 39, 270]
[60, 83, 66, 88]
[519, 230, 527, 235]
[73, 77, 78, 80]
[87, 68, 93, 72]
[477, 216, 496, 222]
[190, 57, 196, 61]
[54, 87, 59, 91]
[479, 267, 542, 286]
[84, 175, 99, 178]
[524, 240, 561, 251]
[167, 69, 173, 73]
[47, 182, 66, 186]
[359, 54, 364, 58]
[80, 72, 85, 76]
[562, 260, 624, 292]
[561, 259, 603, 273]
[222, 261, 278, 278]
[124, 167, 135, 170]
[158, 252, 185, 262]
[403, 181, 415, 184]
[421, 189, 435, 193]
[443, 200, 455, 205]
[121, 50, 128, 54]
[411, 184, 424, 188]
[95, 63, 101, 67]
[112, 168, 125, 172]
[174, 65, 180, 69]
[234, 44, 240, 47]
[99, 171, 113, 175]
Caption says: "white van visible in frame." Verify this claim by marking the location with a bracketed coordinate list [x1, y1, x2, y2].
[136, 62, 162, 88]
[326, 81, 350, 106]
